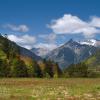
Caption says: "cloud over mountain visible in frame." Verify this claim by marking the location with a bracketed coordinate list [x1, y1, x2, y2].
[8, 34, 36, 49]
[34, 43, 57, 51]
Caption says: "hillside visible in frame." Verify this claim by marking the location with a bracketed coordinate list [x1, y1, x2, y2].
[85, 50, 100, 70]
[64, 50, 100, 77]
[0, 34, 62, 78]
[0, 34, 41, 61]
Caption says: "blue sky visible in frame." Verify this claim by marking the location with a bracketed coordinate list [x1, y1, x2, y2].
[0, 0, 100, 49]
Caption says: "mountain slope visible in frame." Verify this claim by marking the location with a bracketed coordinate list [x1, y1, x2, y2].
[19, 47, 41, 61]
[64, 50, 100, 77]
[47, 39, 98, 69]
[85, 50, 100, 69]
[0, 35, 41, 61]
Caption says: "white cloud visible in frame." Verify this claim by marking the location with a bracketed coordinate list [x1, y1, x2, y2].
[48, 14, 100, 38]
[34, 43, 57, 51]
[38, 33, 56, 43]
[8, 34, 57, 50]
[36, 34, 58, 51]
[8, 34, 36, 49]
[90, 16, 100, 28]
[4, 24, 29, 32]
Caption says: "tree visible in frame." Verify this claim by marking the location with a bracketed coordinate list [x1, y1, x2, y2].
[27, 59, 43, 77]
[2, 35, 10, 59]
[53, 63, 62, 78]
[10, 58, 28, 77]
[44, 60, 54, 78]
[0, 59, 10, 77]
[32, 60, 42, 77]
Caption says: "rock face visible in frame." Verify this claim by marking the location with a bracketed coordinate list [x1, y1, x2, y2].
[46, 39, 98, 69]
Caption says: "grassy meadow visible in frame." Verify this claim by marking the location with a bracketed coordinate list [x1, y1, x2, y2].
[0, 78, 100, 100]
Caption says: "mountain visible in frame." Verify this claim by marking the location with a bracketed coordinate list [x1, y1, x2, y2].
[0, 34, 41, 61]
[79, 39, 100, 47]
[46, 39, 98, 69]
[64, 50, 100, 77]
[31, 48, 50, 58]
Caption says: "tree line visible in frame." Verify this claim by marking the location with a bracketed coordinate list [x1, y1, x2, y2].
[64, 62, 100, 78]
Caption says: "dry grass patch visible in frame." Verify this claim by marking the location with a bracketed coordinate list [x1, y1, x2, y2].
[0, 78, 100, 100]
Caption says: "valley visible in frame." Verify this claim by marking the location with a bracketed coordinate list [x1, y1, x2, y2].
[0, 0, 100, 100]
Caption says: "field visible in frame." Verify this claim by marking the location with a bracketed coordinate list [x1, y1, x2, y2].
[0, 78, 100, 100]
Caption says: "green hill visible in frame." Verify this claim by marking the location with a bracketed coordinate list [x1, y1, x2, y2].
[86, 50, 100, 69]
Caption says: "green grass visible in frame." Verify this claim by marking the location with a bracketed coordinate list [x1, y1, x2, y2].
[0, 78, 100, 100]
